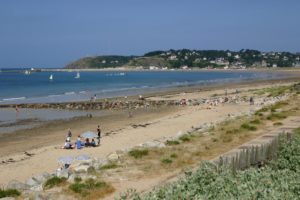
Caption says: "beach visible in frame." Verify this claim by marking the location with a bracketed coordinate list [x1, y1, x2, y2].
[0, 76, 298, 190]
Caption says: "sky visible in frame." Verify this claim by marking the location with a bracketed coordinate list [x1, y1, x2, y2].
[0, 0, 300, 68]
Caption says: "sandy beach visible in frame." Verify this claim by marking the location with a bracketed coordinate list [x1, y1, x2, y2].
[0, 78, 296, 184]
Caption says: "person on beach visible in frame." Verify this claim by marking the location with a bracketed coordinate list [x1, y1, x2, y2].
[250, 97, 254, 105]
[63, 140, 73, 149]
[76, 136, 81, 149]
[91, 139, 96, 147]
[15, 105, 19, 112]
[97, 125, 101, 145]
[67, 128, 72, 138]
[85, 138, 90, 147]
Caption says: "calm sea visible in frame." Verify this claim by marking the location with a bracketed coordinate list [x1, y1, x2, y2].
[0, 70, 287, 104]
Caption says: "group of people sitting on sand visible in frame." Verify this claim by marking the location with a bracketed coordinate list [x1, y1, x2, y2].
[62, 126, 102, 149]
[75, 136, 97, 149]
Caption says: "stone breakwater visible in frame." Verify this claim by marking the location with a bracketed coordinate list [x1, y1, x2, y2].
[0, 95, 256, 110]
[0, 100, 176, 110]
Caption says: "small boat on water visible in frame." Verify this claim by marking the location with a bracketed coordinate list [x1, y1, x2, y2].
[49, 74, 53, 80]
[75, 72, 80, 79]
[24, 70, 31, 75]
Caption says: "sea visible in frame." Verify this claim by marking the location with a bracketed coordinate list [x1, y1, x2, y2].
[0, 69, 288, 104]
[0, 69, 289, 133]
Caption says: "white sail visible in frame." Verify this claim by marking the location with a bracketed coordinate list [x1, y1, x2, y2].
[75, 72, 80, 79]
[49, 74, 53, 80]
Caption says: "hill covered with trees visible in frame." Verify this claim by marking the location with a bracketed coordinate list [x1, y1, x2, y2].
[65, 49, 300, 69]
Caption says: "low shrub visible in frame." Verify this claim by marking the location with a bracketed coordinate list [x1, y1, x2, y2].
[240, 123, 257, 131]
[44, 176, 67, 189]
[273, 122, 283, 126]
[100, 163, 120, 170]
[170, 153, 178, 158]
[165, 140, 180, 145]
[0, 189, 20, 198]
[69, 178, 114, 197]
[266, 113, 287, 121]
[129, 149, 149, 159]
[179, 135, 191, 142]
[250, 119, 260, 124]
[161, 158, 172, 164]
[74, 176, 82, 183]
[87, 166, 97, 174]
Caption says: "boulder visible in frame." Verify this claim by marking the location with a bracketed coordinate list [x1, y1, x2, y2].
[73, 165, 90, 173]
[30, 184, 43, 192]
[93, 158, 108, 169]
[56, 169, 69, 178]
[141, 141, 166, 148]
[7, 180, 30, 191]
[107, 153, 119, 162]
[32, 172, 51, 184]
[34, 192, 50, 200]
[67, 174, 77, 183]
[26, 177, 40, 187]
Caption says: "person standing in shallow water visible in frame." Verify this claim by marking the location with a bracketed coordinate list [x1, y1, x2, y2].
[97, 125, 101, 145]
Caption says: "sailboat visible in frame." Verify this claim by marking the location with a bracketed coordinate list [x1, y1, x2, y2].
[49, 74, 53, 80]
[75, 72, 80, 79]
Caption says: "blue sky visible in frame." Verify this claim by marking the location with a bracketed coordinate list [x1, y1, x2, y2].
[0, 0, 299, 68]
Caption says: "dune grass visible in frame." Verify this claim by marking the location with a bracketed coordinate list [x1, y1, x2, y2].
[44, 177, 67, 189]
[129, 149, 149, 159]
[0, 188, 20, 198]
[69, 178, 114, 198]
[100, 162, 121, 170]
[165, 140, 180, 145]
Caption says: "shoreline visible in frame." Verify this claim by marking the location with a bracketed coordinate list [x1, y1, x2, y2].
[0, 69, 298, 105]
[39, 67, 300, 72]
[0, 75, 298, 109]
[0, 76, 298, 136]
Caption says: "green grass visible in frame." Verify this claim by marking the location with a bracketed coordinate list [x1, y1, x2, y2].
[87, 166, 97, 175]
[225, 129, 239, 135]
[170, 153, 178, 158]
[0, 189, 20, 198]
[250, 119, 261, 124]
[100, 162, 120, 170]
[44, 177, 67, 189]
[69, 178, 112, 197]
[254, 86, 290, 97]
[240, 123, 257, 131]
[273, 122, 283, 126]
[266, 113, 287, 121]
[179, 135, 191, 142]
[165, 140, 180, 145]
[129, 149, 149, 159]
[161, 158, 173, 164]
[74, 176, 82, 183]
